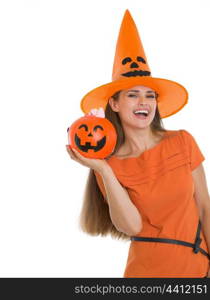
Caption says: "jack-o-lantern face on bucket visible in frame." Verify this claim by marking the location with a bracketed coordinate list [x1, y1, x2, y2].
[67, 115, 117, 158]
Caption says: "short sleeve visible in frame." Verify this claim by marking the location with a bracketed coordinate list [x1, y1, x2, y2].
[93, 170, 107, 202]
[181, 129, 205, 171]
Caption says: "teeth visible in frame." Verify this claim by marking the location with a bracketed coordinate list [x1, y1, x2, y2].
[134, 110, 149, 115]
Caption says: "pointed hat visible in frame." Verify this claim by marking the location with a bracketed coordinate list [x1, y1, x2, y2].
[80, 9, 188, 118]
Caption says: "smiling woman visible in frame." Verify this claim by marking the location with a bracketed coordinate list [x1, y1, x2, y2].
[76, 86, 210, 277]
[114, 86, 158, 124]
[67, 9, 210, 278]
[79, 86, 167, 233]
[127, 90, 157, 117]
[107, 86, 164, 144]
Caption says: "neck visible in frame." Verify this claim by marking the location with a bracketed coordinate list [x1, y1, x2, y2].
[122, 126, 158, 153]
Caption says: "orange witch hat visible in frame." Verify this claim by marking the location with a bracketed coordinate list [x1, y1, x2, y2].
[80, 9, 188, 118]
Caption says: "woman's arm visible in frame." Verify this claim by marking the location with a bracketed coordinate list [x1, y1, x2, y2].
[97, 164, 142, 236]
[192, 163, 210, 276]
[192, 163, 210, 251]
[66, 145, 142, 236]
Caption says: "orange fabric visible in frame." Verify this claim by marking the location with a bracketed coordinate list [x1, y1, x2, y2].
[94, 129, 209, 277]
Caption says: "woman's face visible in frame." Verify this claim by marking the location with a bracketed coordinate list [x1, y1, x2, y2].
[109, 85, 157, 129]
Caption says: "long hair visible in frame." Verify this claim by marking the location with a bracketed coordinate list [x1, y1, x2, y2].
[79, 90, 167, 241]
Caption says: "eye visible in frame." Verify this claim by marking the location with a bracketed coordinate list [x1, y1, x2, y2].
[78, 124, 88, 131]
[127, 94, 156, 99]
[122, 57, 132, 65]
[128, 94, 137, 98]
[136, 56, 146, 64]
[93, 125, 104, 131]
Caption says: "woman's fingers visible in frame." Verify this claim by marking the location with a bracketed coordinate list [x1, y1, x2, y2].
[71, 148, 84, 160]
[66, 145, 93, 166]
[65, 145, 108, 171]
[66, 145, 78, 160]
[66, 146, 87, 165]
[71, 148, 89, 166]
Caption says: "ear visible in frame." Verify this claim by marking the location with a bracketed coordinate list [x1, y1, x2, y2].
[108, 97, 119, 112]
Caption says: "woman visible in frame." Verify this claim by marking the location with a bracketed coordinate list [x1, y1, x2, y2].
[66, 84, 210, 278]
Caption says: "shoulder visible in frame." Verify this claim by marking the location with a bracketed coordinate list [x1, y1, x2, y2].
[164, 129, 182, 141]
[178, 129, 203, 155]
[165, 128, 194, 141]
[179, 129, 195, 144]
[166, 129, 180, 137]
[163, 129, 191, 149]
[179, 129, 192, 137]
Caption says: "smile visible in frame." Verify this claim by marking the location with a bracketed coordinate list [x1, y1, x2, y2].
[122, 70, 151, 77]
[133, 110, 150, 120]
[75, 134, 106, 152]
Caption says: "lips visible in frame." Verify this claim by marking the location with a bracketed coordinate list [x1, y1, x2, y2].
[133, 107, 151, 120]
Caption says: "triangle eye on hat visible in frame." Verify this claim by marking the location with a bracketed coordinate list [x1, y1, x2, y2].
[80, 9, 188, 119]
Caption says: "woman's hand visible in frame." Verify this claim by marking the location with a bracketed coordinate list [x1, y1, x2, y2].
[65, 145, 109, 173]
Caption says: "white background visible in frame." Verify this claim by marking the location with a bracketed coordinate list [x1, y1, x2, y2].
[0, 0, 209, 277]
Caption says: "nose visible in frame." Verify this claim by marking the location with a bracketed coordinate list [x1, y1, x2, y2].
[138, 95, 147, 104]
[130, 62, 139, 68]
[137, 95, 150, 108]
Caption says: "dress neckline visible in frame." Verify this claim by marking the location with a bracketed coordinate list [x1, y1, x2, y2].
[109, 130, 170, 161]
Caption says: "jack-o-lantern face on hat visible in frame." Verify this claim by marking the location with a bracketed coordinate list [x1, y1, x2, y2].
[67, 115, 117, 158]
[121, 56, 151, 77]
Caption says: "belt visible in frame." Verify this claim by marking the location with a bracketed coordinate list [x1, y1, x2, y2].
[131, 219, 210, 260]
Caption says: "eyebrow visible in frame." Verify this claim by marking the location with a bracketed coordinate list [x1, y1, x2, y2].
[126, 90, 155, 93]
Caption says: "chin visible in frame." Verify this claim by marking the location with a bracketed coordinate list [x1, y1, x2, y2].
[130, 122, 152, 129]
[122, 114, 155, 128]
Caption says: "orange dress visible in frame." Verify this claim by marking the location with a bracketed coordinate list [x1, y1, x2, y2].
[94, 129, 210, 278]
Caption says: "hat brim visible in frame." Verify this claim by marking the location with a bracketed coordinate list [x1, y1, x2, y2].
[80, 77, 188, 118]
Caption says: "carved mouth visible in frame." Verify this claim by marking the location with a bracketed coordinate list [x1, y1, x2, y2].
[75, 134, 106, 152]
[122, 70, 151, 77]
